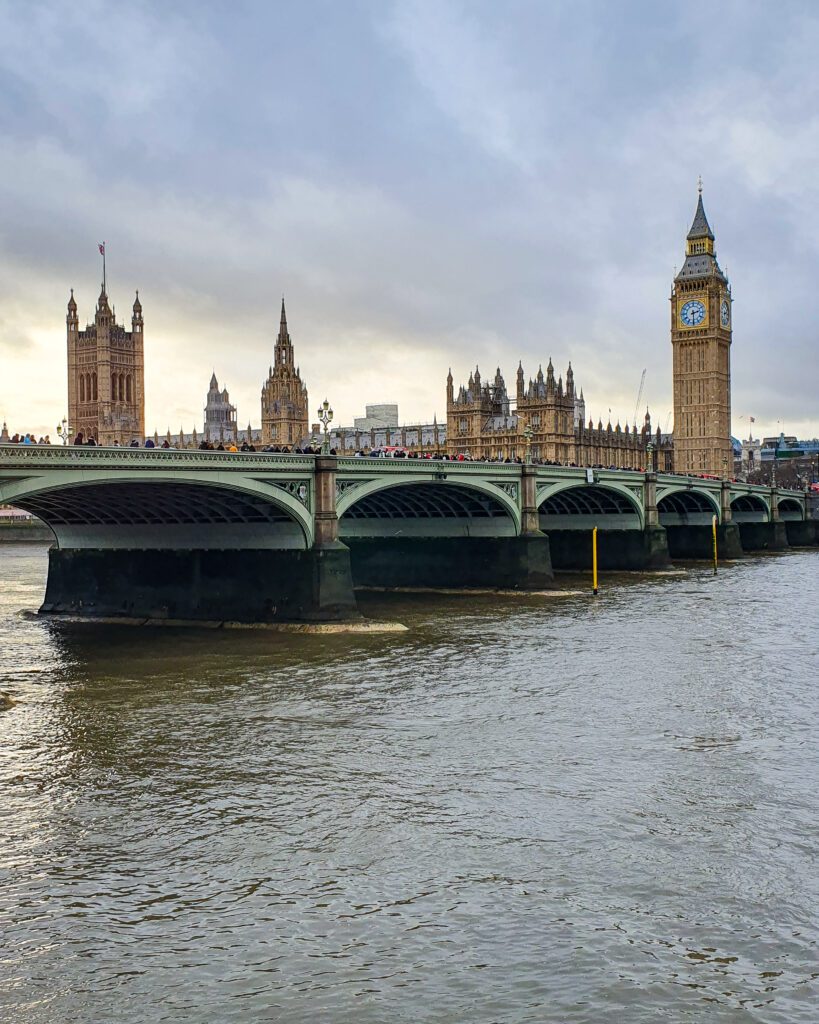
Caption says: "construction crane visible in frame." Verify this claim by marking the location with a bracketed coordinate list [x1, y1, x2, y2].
[664, 411, 672, 433]
[632, 369, 646, 428]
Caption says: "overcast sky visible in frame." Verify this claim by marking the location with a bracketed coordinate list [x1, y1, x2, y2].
[1, 0, 817, 441]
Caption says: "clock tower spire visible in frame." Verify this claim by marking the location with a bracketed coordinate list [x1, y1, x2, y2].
[671, 186, 733, 477]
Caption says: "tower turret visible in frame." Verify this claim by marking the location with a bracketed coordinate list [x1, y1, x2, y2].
[275, 296, 294, 370]
[261, 296, 309, 446]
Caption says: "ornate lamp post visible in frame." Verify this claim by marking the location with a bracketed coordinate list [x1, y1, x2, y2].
[646, 440, 654, 473]
[722, 455, 728, 480]
[56, 418, 69, 445]
[318, 398, 333, 455]
[523, 423, 534, 465]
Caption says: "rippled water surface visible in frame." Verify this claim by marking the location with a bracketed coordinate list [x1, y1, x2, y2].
[1, 543, 818, 1023]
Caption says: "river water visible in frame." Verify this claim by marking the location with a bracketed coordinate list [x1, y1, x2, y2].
[0, 543, 817, 1023]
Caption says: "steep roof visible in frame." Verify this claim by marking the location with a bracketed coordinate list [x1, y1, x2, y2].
[687, 194, 714, 241]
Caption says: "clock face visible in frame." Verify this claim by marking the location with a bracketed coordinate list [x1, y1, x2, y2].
[680, 299, 706, 327]
[721, 299, 730, 327]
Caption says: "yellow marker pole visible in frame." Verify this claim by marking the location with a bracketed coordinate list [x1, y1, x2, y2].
[592, 526, 599, 595]
[712, 515, 718, 575]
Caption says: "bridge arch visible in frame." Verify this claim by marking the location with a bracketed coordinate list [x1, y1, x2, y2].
[657, 487, 721, 526]
[337, 476, 520, 537]
[730, 493, 770, 523]
[0, 474, 314, 549]
[777, 497, 804, 521]
[536, 481, 643, 530]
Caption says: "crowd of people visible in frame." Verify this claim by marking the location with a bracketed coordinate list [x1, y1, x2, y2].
[0, 432, 743, 481]
[3, 432, 52, 445]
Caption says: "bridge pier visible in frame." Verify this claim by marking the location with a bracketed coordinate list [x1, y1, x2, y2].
[784, 520, 817, 546]
[546, 526, 669, 571]
[664, 523, 743, 560]
[40, 546, 360, 622]
[346, 534, 554, 590]
[738, 521, 789, 551]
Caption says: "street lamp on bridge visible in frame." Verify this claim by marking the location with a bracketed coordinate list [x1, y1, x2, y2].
[646, 440, 654, 473]
[56, 418, 70, 446]
[318, 399, 334, 455]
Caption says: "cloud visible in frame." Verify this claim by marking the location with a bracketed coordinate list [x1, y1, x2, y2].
[379, 0, 543, 172]
[0, 0, 817, 443]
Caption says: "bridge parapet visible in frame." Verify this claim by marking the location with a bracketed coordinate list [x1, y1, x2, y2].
[0, 444, 316, 472]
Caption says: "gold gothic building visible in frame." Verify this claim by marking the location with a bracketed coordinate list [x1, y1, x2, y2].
[446, 189, 731, 471]
[446, 362, 663, 466]
[66, 286, 145, 445]
[260, 300, 309, 446]
[671, 190, 733, 475]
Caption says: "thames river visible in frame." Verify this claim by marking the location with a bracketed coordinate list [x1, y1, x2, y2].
[1, 543, 817, 1023]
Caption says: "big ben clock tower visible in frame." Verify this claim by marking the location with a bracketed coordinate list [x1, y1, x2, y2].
[671, 185, 733, 476]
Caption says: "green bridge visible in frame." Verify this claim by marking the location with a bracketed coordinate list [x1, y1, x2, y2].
[0, 446, 813, 622]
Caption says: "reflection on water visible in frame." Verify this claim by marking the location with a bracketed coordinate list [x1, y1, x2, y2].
[1, 543, 818, 1023]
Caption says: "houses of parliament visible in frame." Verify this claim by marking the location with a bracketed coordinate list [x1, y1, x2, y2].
[64, 189, 733, 474]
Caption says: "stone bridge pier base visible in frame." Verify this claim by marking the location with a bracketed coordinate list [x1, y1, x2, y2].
[40, 546, 360, 623]
[664, 524, 743, 560]
[304, 456, 360, 620]
[738, 522, 789, 551]
[345, 534, 554, 590]
[546, 527, 669, 571]
[784, 520, 817, 546]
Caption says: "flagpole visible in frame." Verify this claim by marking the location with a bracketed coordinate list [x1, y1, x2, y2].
[102, 241, 106, 295]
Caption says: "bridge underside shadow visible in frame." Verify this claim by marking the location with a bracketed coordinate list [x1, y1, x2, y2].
[340, 483, 554, 589]
[538, 486, 669, 570]
[658, 491, 743, 560]
[16, 482, 358, 623]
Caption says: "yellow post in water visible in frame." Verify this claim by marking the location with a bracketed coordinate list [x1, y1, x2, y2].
[712, 515, 718, 575]
[592, 526, 599, 595]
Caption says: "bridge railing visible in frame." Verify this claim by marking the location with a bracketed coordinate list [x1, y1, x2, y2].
[0, 445, 805, 498]
[0, 445, 316, 471]
[335, 456, 522, 474]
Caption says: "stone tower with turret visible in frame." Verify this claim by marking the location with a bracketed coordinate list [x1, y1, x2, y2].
[260, 299, 309, 447]
[204, 372, 238, 442]
[671, 187, 733, 475]
[66, 285, 145, 445]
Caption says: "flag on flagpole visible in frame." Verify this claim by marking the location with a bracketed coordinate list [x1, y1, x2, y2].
[749, 416, 755, 423]
[98, 242, 105, 256]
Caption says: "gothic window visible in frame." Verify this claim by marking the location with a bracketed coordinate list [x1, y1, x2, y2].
[80, 376, 85, 402]
[86, 373, 92, 401]
[92, 373, 98, 401]
[119, 374, 125, 401]
[126, 375, 132, 402]
[111, 373, 118, 400]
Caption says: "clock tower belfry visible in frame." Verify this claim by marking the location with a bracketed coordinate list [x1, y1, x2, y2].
[671, 186, 733, 476]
